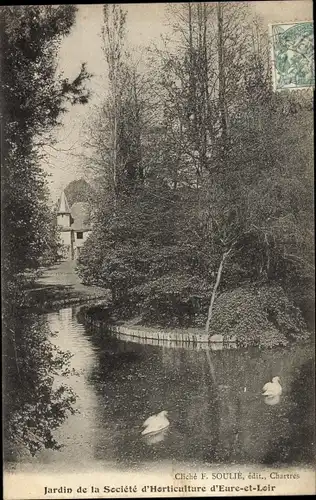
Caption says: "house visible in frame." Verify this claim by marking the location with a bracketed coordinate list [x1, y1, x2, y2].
[57, 191, 92, 260]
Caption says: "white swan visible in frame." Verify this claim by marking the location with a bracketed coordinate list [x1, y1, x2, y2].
[262, 376, 282, 397]
[264, 395, 281, 406]
[141, 410, 170, 436]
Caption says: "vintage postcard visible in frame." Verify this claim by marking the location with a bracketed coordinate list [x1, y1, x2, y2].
[1, 2, 315, 499]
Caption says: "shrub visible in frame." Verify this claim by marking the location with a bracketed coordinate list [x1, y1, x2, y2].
[134, 273, 211, 327]
[210, 284, 310, 348]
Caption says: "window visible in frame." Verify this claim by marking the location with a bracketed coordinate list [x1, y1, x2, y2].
[76, 232, 83, 239]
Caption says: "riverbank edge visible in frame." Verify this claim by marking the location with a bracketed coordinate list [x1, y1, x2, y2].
[80, 304, 314, 349]
[80, 306, 237, 345]
[20, 286, 110, 314]
[109, 323, 235, 345]
[21, 287, 229, 344]
[16, 263, 111, 314]
[20, 277, 313, 347]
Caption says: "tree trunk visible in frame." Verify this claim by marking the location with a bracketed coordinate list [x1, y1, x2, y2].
[205, 247, 233, 335]
[217, 2, 227, 142]
[112, 71, 118, 207]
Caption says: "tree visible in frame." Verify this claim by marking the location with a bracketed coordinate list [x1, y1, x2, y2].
[79, 3, 313, 344]
[1, 4, 91, 459]
[89, 5, 155, 203]
[101, 4, 127, 203]
[0, 5, 91, 305]
[64, 178, 95, 206]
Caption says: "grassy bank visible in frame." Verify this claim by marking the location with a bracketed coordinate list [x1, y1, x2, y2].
[16, 261, 111, 313]
[21, 283, 110, 313]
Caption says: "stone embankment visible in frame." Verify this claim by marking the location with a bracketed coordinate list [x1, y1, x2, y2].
[30, 262, 236, 350]
[108, 324, 237, 350]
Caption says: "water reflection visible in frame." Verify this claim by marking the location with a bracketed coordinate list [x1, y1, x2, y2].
[7, 305, 315, 472]
[82, 312, 314, 467]
[264, 395, 281, 406]
[142, 427, 170, 446]
[3, 311, 77, 462]
[33, 307, 102, 468]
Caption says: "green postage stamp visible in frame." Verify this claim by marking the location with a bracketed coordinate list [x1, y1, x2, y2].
[270, 21, 314, 90]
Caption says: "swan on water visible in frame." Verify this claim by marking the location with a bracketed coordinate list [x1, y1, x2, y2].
[141, 410, 170, 436]
[262, 376, 282, 397]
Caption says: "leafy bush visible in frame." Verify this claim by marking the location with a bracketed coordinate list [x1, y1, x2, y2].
[210, 284, 310, 348]
[134, 273, 211, 327]
[3, 314, 77, 458]
[77, 72, 313, 343]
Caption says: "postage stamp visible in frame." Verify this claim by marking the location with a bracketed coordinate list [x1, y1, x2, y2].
[270, 21, 314, 90]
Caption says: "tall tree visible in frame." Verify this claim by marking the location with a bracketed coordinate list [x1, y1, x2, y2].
[0, 5, 90, 305]
[1, 5, 91, 457]
[101, 4, 126, 204]
[79, 3, 313, 343]
[86, 4, 157, 215]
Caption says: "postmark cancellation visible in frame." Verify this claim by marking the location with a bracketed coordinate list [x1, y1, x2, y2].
[270, 21, 314, 90]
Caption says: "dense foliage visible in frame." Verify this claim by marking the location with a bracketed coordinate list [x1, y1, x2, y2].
[64, 178, 95, 207]
[3, 313, 77, 459]
[210, 284, 310, 348]
[0, 5, 90, 304]
[1, 6, 90, 458]
[78, 3, 314, 347]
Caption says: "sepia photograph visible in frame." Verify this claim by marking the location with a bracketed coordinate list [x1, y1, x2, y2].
[1, 2, 315, 498]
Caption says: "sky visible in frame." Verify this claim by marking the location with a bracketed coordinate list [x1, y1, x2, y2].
[43, 1, 313, 202]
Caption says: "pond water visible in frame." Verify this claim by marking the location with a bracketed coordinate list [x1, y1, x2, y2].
[8, 306, 315, 472]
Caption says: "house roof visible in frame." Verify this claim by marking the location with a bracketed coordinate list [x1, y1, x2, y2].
[57, 191, 71, 214]
[70, 202, 92, 231]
